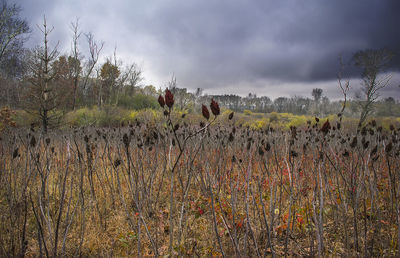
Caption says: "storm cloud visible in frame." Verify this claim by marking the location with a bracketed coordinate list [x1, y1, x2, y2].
[11, 0, 400, 98]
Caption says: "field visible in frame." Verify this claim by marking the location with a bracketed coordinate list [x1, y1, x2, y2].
[1, 106, 400, 257]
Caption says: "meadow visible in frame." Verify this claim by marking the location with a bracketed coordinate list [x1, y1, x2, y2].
[1, 99, 400, 257]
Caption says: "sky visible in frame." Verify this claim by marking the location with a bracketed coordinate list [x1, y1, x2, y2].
[11, 0, 400, 99]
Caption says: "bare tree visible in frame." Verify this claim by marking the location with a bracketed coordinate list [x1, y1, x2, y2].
[337, 55, 350, 123]
[81, 32, 103, 100]
[70, 18, 81, 110]
[0, 0, 29, 62]
[25, 17, 60, 133]
[353, 48, 394, 126]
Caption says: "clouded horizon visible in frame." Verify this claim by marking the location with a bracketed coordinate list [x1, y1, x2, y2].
[11, 0, 400, 99]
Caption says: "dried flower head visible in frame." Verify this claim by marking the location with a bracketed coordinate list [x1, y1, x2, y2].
[114, 159, 121, 167]
[165, 88, 174, 108]
[350, 137, 357, 148]
[30, 135, 36, 147]
[158, 95, 165, 108]
[229, 112, 234, 120]
[202, 104, 210, 120]
[385, 142, 393, 153]
[320, 120, 331, 135]
[122, 133, 130, 148]
[12, 148, 19, 159]
[210, 99, 220, 116]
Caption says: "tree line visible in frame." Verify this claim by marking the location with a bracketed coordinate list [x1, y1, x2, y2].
[0, 0, 398, 132]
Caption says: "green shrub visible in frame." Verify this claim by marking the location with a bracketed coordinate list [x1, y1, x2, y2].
[118, 94, 159, 110]
[269, 112, 279, 123]
[243, 109, 253, 116]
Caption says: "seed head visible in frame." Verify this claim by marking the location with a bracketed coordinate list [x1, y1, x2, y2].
[114, 159, 121, 167]
[158, 95, 165, 108]
[385, 142, 393, 153]
[122, 133, 130, 148]
[350, 137, 357, 148]
[210, 99, 220, 116]
[30, 135, 36, 147]
[320, 120, 331, 135]
[12, 148, 19, 159]
[165, 88, 174, 108]
[370, 145, 377, 156]
[202, 104, 210, 120]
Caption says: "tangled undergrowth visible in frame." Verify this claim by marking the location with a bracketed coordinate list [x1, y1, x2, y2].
[1, 91, 400, 257]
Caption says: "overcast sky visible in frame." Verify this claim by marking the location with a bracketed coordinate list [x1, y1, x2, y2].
[11, 0, 400, 99]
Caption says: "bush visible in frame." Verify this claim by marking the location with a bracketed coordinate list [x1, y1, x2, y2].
[243, 109, 253, 116]
[269, 112, 279, 123]
[118, 94, 159, 110]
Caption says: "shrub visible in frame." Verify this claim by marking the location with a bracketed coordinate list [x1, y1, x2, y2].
[118, 94, 159, 110]
[269, 112, 279, 123]
[243, 109, 253, 116]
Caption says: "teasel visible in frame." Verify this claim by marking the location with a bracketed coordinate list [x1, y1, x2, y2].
[202, 105, 210, 120]
[315, 117, 320, 123]
[228, 112, 234, 120]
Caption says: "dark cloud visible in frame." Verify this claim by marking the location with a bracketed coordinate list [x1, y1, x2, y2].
[11, 0, 400, 98]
